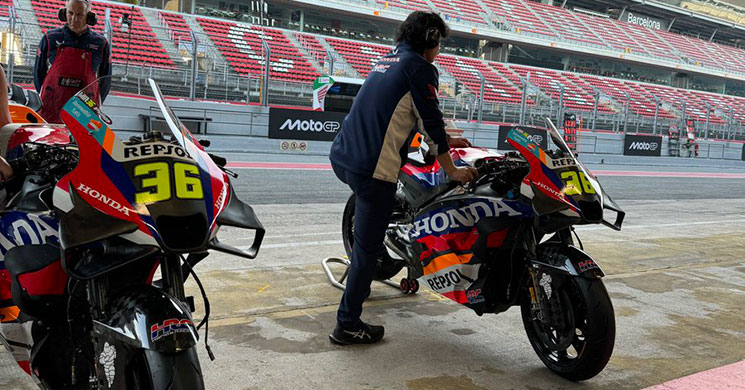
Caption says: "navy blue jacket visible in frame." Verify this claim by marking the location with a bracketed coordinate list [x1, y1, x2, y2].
[34, 25, 112, 102]
[329, 42, 449, 183]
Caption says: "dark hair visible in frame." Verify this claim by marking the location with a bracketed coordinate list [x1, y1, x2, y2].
[395, 11, 450, 54]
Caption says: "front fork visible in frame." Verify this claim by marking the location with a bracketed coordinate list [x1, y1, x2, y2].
[526, 227, 574, 329]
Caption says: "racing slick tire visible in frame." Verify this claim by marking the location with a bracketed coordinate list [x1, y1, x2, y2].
[126, 348, 205, 389]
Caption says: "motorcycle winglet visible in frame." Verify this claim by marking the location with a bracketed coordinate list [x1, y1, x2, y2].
[601, 193, 625, 231]
[209, 237, 261, 259]
[213, 186, 265, 259]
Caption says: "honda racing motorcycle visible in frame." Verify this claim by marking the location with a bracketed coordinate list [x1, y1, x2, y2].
[342, 121, 625, 381]
[0, 77, 265, 389]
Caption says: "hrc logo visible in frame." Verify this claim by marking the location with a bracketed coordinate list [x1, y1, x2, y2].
[150, 318, 194, 342]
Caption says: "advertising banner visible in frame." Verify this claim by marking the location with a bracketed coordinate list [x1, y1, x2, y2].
[268, 108, 346, 142]
[623, 134, 663, 156]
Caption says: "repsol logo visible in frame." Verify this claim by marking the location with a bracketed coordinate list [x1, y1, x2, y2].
[123, 143, 188, 159]
[77, 183, 132, 216]
[628, 141, 659, 151]
[279, 119, 340, 133]
[426, 268, 469, 291]
[412, 199, 520, 238]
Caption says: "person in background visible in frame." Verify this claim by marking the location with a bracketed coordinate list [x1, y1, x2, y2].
[0, 67, 13, 181]
[34, 0, 111, 124]
[328, 11, 477, 345]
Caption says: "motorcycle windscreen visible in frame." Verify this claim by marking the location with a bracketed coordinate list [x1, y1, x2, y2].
[54, 76, 224, 254]
[148, 78, 229, 233]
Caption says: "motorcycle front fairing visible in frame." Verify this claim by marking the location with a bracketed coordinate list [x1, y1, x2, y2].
[505, 125, 624, 231]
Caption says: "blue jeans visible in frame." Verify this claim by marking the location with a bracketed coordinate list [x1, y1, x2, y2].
[332, 163, 397, 330]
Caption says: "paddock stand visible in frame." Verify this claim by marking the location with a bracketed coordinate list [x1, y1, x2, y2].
[321, 257, 420, 294]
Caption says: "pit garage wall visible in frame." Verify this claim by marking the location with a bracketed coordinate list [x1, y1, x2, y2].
[103, 95, 745, 165]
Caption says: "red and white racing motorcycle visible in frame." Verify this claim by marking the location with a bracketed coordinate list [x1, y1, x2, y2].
[342, 121, 625, 380]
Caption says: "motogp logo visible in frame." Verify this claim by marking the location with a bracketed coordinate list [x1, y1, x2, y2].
[280, 119, 341, 133]
[628, 141, 659, 151]
[528, 135, 543, 145]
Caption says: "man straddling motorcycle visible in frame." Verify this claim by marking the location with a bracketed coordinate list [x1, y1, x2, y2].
[328, 11, 477, 345]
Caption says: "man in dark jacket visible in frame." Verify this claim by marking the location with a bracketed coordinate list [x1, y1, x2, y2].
[328, 11, 477, 345]
[34, 0, 111, 123]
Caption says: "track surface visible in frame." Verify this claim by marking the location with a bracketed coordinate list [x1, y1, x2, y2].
[1, 157, 744, 390]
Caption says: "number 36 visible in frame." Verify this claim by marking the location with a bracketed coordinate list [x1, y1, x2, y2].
[560, 171, 596, 196]
[133, 162, 204, 204]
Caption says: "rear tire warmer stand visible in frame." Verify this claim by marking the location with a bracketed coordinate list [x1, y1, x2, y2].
[321, 257, 419, 294]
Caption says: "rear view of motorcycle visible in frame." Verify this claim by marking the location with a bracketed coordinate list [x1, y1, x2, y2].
[0, 78, 265, 389]
[342, 121, 625, 380]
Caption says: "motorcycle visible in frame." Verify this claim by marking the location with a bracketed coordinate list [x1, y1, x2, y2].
[0, 77, 265, 389]
[341, 121, 625, 381]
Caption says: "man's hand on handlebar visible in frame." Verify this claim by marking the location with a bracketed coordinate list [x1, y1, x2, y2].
[448, 136, 472, 148]
[446, 166, 478, 184]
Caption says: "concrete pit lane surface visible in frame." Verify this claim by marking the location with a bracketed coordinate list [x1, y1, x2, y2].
[1, 158, 744, 390]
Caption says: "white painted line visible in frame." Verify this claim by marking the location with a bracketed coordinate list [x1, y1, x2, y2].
[240, 240, 343, 250]
[577, 219, 745, 231]
[263, 231, 339, 239]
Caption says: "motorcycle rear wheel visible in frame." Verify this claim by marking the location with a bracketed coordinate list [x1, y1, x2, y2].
[126, 348, 205, 390]
[342, 194, 405, 281]
[520, 277, 615, 381]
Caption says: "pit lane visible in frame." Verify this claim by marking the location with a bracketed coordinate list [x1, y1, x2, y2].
[1, 159, 744, 390]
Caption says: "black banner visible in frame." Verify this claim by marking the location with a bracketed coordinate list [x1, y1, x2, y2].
[741, 143, 745, 161]
[497, 125, 549, 151]
[268, 108, 346, 142]
[623, 134, 662, 156]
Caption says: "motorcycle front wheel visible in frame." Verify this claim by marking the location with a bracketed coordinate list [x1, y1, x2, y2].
[126, 348, 205, 389]
[520, 276, 615, 381]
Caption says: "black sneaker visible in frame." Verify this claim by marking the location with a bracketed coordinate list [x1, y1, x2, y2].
[329, 322, 385, 345]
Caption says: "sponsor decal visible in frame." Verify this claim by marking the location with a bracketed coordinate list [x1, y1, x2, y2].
[534, 180, 566, 200]
[425, 268, 470, 291]
[59, 77, 83, 88]
[411, 199, 521, 238]
[123, 142, 188, 159]
[498, 125, 548, 151]
[371, 64, 390, 74]
[466, 288, 485, 304]
[87, 119, 103, 132]
[99, 342, 116, 388]
[150, 318, 194, 342]
[578, 259, 599, 273]
[623, 134, 662, 156]
[76, 183, 132, 216]
[548, 157, 577, 169]
[539, 273, 552, 299]
[268, 108, 346, 142]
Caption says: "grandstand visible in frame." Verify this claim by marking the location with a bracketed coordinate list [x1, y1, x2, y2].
[2, 0, 745, 140]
